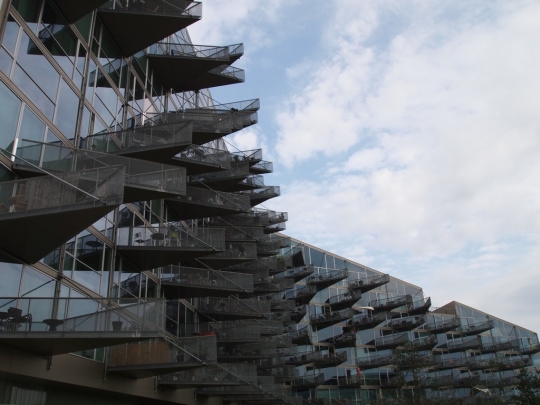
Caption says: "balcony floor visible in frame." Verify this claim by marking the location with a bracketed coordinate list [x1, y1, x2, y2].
[98, 11, 199, 57]
[0, 330, 160, 356]
[117, 246, 219, 271]
[107, 360, 204, 379]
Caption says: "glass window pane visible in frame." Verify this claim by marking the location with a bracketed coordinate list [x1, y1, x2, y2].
[54, 79, 80, 140]
[18, 104, 46, 143]
[0, 80, 22, 152]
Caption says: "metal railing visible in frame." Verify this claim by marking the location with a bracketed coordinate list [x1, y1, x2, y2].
[158, 363, 255, 385]
[173, 186, 250, 211]
[425, 317, 461, 333]
[207, 242, 257, 259]
[161, 265, 253, 293]
[212, 65, 245, 82]
[255, 278, 295, 293]
[0, 297, 165, 334]
[84, 122, 192, 154]
[251, 160, 273, 173]
[349, 273, 390, 290]
[223, 226, 266, 241]
[16, 141, 185, 197]
[307, 269, 348, 285]
[151, 110, 232, 134]
[99, 0, 202, 18]
[357, 353, 396, 369]
[173, 144, 232, 169]
[212, 211, 271, 227]
[310, 308, 356, 326]
[148, 42, 229, 59]
[0, 166, 125, 216]
[385, 315, 426, 330]
[196, 297, 270, 317]
[116, 225, 225, 250]
[329, 289, 362, 306]
[369, 295, 412, 310]
[446, 336, 482, 351]
[373, 332, 410, 348]
[240, 186, 280, 200]
[349, 312, 386, 329]
[292, 373, 325, 387]
[108, 335, 217, 367]
[284, 285, 317, 301]
[321, 330, 356, 346]
[458, 319, 494, 335]
[218, 342, 277, 358]
[276, 265, 314, 281]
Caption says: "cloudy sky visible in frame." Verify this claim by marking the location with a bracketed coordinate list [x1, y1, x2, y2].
[189, 0, 540, 333]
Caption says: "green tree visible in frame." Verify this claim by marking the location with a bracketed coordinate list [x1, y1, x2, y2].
[512, 367, 540, 405]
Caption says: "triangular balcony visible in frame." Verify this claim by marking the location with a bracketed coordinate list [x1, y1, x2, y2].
[253, 278, 295, 296]
[14, 141, 185, 203]
[285, 285, 317, 306]
[0, 297, 164, 356]
[107, 335, 216, 379]
[195, 297, 269, 321]
[221, 225, 266, 242]
[98, 1, 202, 57]
[275, 265, 314, 283]
[231, 148, 263, 166]
[440, 336, 482, 353]
[250, 160, 273, 175]
[320, 330, 357, 348]
[218, 342, 278, 362]
[328, 289, 362, 311]
[425, 317, 461, 334]
[357, 353, 395, 370]
[349, 273, 390, 293]
[348, 312, 386, 331]
[307, 269, 348, 290]
[457, 319, 494, 336]
[177, 65, 245, 92]
[402, 297, 431, 315]
[189, 162, 253, 192]
[212, 210, 271, 227]
[0, 166, 124, 263]
[292, 373, 325, 389]
[161, 265, 253, 298]
[158, 363, 254, 389]
[84, 121, 192, 164]
[410, 335, 438, 351]
[190, 241, 258, 269]
[265, 222, 286, 234]
[257, 240, 282, 257]
[52, 0, 108, 23]
[369, 294, 413, 313]
[288, 325, 312, 345]
[370, 332, 410, 349]
[310, 309, 356, 331]
[116, 225, 225, 270]
[520, 343, 540, 355]
[147, 42, 232, 91]
[172, 144, 231, 175]
[385, 315, 426, 332]
[481, 338, 521, 354]
[197, 376, 275, 398]
[241, 186, 280, 207]
[166, 187, 250, 220]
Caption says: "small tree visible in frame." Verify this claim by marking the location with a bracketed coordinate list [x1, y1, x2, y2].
[512, 367, 540, 405]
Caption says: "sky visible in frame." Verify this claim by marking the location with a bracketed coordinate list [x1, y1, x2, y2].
[188, 0, 540, 334]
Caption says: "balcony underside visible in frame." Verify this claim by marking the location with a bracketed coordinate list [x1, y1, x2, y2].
[107, 360, 204, 379]
[159, 380, 244, 389]
[312, 318, 351, 331]
[196, 311, 265, 321]
[148, 54, 228, 91]
[330, 298, 360, 312]
[115, 143, 191, 165]
[308, 274, 348, 291]
[166, 198, 245, 220]
[189, 177, 252, 193]
[171, 157, 227, 176]
[168, 70, 244, 93]
[0, 331, 158, 356]
[0, 204, 118, 264]
[13, 166, 181, 205]
[161, 282, 247, 298]
[247, 193, 280, 207]
[53, 0, 107, 23]
[98, 11, 199, 57]
[406, 298, 432, 316]
[117, 246, 218, 270]
[186, 256, 256, 270]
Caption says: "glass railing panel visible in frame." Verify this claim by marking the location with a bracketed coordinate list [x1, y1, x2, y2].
[100, 0, 202, 18]
[0, 297, 165, 333]
[116, 225, 225, 251]
[0, 165, 125, 216]
[148, 42, 228, 59]
[240, 186, 280, 199]
[161, 266, 253, 293]
[173, 144, 231, 169]
[190, 162, 250, 183]
[374, 332, 409, 347]
[176, 187, 250, 211]
[210, 65, 245, 81]
[329, 289, 362, 306]
[307, 269, 348, 285]
[251, 160, 273, 173]
[16, 141, 186, 196]
[349, 273, 390, 290]
[85, 121, 192, 153]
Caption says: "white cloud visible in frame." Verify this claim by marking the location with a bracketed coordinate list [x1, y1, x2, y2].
[268, 0, 540, 331]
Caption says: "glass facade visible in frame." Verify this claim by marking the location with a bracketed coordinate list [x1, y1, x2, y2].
[0, 1, 537, 404]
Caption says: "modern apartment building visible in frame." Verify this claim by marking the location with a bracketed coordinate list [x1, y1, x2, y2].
[0, 1, 537, 405]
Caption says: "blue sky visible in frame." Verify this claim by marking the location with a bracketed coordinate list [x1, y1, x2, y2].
[189, 0, 540, 333]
